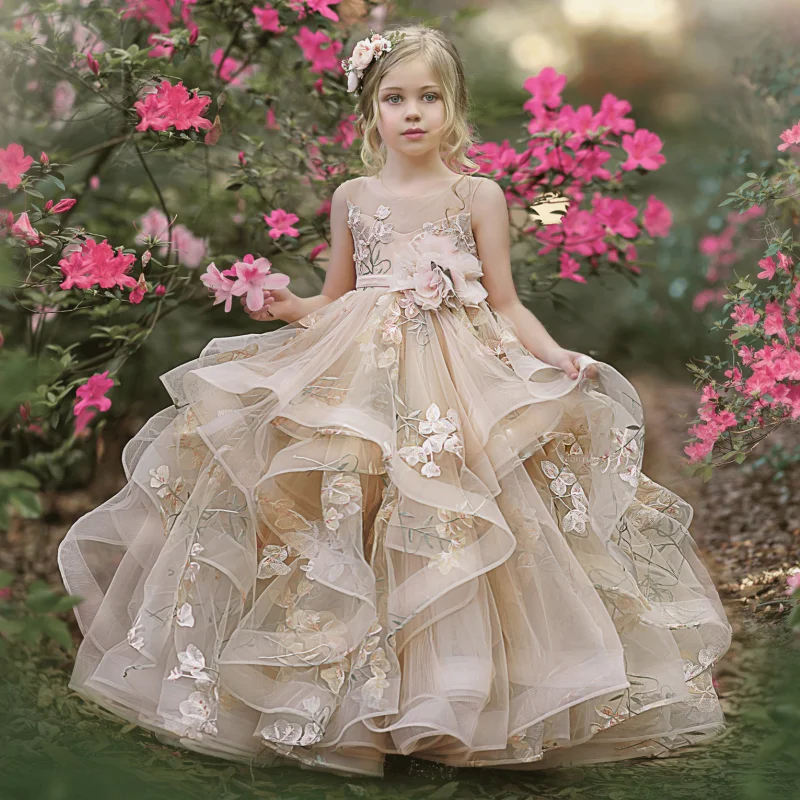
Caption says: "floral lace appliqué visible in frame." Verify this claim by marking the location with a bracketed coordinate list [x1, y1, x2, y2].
[397, 402, 463, 478]
[346, 200, 394, 277]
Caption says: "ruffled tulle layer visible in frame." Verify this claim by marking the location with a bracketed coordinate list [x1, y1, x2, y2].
[58, 288, 732, 777]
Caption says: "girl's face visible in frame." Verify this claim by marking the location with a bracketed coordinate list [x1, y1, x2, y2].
[376, 58, 446, 158]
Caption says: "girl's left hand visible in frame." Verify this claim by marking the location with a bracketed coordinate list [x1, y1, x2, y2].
[538, 346, 598, 381]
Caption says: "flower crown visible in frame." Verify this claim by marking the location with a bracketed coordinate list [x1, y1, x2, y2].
[341, 31, 405, 94]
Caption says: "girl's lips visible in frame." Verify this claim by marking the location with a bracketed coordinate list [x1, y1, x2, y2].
[403, 131, 425, 140]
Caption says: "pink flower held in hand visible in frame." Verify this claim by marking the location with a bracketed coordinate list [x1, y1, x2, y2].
[200, 262, 237, 312]
[74, 371, 114, 427]
[11, 212, 41, 245]
[786, 572, 800, 596]
[50, 198, 77, 214]
[263, 208, 300, 239]
[230, 254, 291, 312]
[0, 143, 34, 190]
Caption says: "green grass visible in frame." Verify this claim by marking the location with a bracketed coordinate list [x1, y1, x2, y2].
[1, 619, 798, 800]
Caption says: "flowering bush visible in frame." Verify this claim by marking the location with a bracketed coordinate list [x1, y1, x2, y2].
[682, 120, 800, 478]
[0, 0, 672, 529]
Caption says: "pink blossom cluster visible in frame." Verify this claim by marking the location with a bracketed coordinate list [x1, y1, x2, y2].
[693, 204, 765, 312]
[467, 67, 672, 285]
[58, 239, 138, 293]
[136, 208, 207, 268]
[134, 80, 212, 133]
[201, 254, 290, 312]
[122, 0, 197, 35]
[73, 371, 114, 434]
[685, 251, 800, 463]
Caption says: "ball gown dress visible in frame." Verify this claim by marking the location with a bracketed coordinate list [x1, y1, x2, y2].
[57, 174, 733, 777]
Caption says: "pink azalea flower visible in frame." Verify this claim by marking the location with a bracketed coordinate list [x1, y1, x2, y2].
[731, 303, 761, 327]
[523, 67, 567, 114]
[757, 256, 777, 280]
[171, 224, 207, 268]
[642, 195, 672, 238]
[253, 3, 286, 33]
[58, 239, 137, 291]
[620, 129, 667, 172]
[293, 26, 343, 75]
[305, 0, 340, 21]
[230, 254, 291, 311]
[155, 283, 166, 296]
[777, 122, 800, 152]
[0, 144, 34, 190]
[558, 253, 586, 283]
[89, 175, 100, 190]
[129, 274, 147, 304]
[134, 80, 212, 132]
[309, 241, 328, 261]
[200, 262, 237, 312]
[147, 33, 175, 59]
[86, 52, 100, 75]
[50, 198, 77, 214]
[74, 407, 97, 435]
[74, 371, 114, 418]
[136, 207, 170, 244]
[263, 208, 300, 239]
[11, 212, 41, 245]
[265, 106, 279, 130]
[122, 0, 176, 33]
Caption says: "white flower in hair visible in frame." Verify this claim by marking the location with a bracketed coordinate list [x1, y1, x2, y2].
[342, 31, 402, 94]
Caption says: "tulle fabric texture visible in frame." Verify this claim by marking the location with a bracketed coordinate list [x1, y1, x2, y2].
[58, 175, 732, 778]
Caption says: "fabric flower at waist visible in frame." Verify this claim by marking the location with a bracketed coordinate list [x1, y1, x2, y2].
[396, 232, 488, 310]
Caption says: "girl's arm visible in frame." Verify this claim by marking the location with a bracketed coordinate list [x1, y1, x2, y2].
[248, 183, 356, 323]
[471, 178, 584, 379]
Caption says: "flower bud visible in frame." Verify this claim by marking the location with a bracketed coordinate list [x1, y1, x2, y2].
[40, 152, 49, 167]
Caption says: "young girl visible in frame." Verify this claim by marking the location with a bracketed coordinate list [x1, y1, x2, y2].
[58, 24, 732, 778]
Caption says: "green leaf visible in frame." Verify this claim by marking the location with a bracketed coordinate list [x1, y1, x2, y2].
[9, 489, 42, 519]
[50, 175, 65, 191]
[40, 616, 75, 651]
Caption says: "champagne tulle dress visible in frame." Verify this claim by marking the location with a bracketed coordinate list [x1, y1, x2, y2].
[58, 174, 733, 778]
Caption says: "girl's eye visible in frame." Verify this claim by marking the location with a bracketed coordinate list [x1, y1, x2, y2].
[423, 93, 439, 102]
[386, 95, 402, 104]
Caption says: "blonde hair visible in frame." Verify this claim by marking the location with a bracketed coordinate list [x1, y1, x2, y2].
[354, 24, 479, 177]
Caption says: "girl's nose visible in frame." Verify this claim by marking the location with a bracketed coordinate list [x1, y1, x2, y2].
[405, 104, 421, 120]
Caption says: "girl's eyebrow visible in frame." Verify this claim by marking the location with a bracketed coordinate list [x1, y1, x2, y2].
[380, 84, 440, 92]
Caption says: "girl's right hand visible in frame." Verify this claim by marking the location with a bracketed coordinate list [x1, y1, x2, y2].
[242, 286, 299, 323]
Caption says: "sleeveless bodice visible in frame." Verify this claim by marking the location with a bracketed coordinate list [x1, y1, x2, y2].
[343, 175, 486, 300]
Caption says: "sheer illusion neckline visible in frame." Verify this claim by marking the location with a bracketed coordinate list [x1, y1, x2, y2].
[368, 173, 467, 199]
[359, 206, 472, 236]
